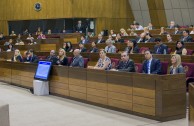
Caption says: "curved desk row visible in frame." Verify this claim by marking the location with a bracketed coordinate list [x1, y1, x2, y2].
[0, 61, 186, 121]
[189, 83, 194, 126]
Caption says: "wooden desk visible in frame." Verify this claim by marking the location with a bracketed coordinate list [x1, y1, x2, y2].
[189, 83, 194, 126]
[0, 61, 186, 121]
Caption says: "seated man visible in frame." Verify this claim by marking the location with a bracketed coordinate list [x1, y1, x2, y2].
[70, 49, 84, 68]
[136, 32, 146, 43]
[46, 50, 58, 65]
[104, 39, 116, 53]
[180, 30, 193, 42]
[79, 43, 87, 53]
[79, 35, 89, 44]
[111, 52, 135, 72]
[115, 34, 124, 43]
[142, 50, 161, 74]
[90, 42, 98, 53]
[154, 38, 168, 54]
[96, 34, 105, 44]
[24, 49, 39, 63]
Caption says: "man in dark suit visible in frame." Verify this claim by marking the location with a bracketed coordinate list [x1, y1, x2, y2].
[90, 42, 98, 53]
[111, 52, 135, 72]
[153, 38, 168, 54]
[75, 20, 85, 33]
[142, 50, 161, 74]
[174, 26, 182, 35]
[79, 43, 87, 53]
[136, 33, 146, 43]
[46, 50, 58, 65]
[167, 21, 175, 29]
[24, 49, 39, 63]
[79, 35, 89, 44]
[115, 34, 124, 43]
[145, 33, 155, 43]
[96, 34, 105, 44]
[180, 30, 193, 42]
[70, 49, 84, 68]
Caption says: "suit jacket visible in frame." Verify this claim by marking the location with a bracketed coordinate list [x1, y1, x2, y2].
[56, 57, 68, 66]
[47, 55, 58, 65]
[124, 46, 139, 53]
[169, 65, 185, 74]
[80, 47, 87, 53]
[145, 37, 155, 43]
[96, 39, 105, 44]
[24, 55, 39, 63]
[70, 55, 84, 68]
[105, 45, 116, 53]
[90, 47, 98, 53]
[136, 37, 145, 43]
[79, 39, 89, 44]
[117, 59, 135, 72]
[75, 24, 85, 33]
[115, 38, 124, 43]
[11, 55, 23, 62]
[142, 58, 161, 74]
[174, 30, 182, 35]
[180, 36, 193, 42]
[154, 44, 168, 54]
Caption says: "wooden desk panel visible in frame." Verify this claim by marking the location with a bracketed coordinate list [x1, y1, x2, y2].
[189, 83, 194, 126]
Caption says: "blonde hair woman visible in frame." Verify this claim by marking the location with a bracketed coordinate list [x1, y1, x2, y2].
[120, 28, 128, 36]
[169, 54, 184, 74]
[11, 49, 23, 62]
[56, 48, 68, 66]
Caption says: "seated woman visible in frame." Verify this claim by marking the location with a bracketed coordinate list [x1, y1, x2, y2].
[66, 42, 73, 52]
[129, 29, 137, 36]
[143, 27, 149, 34]
[15, 40, 24, 45]
[11, 49, 23, 62]
[166, 34, 173, 43]
[36, 27, 42, 35]
[110, 29, 116, 37]
[26, 33, 34, 41]
[10, 30, 16, 36]
[37, 32, 46, 39]
[125, 39, 139, 54]
[174, 41, 187, 55]
[16, 34, 22, 43]
[169, 54, 184, 74]
[7, 44, 14, 52]
[120, 28, 128, 36]
[159, 27, 168, 35]
[88, 49, 111, 70]
[56, 48, 68, 66]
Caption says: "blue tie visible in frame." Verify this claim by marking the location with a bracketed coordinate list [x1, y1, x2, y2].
[147, 61, 150, 74]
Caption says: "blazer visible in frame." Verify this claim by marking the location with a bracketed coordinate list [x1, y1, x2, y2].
[96, 39, 105, 44]
[169, 65, 185, 74]
[136, 37, 145, 43]
[117, 59, 135, 72]
[24, 55, 39, 63]
[80, 47, 87, 53]
[47, 55, 58, 65]
[70, 55, 84, 68]
[115, 38, 124, 43]
[154, 44, 168, 54]
[56, 57, 68, 66]
[142, 58, 161, 74]
[174, 30, 182, 35]
[11, 55, 23, 62]
[145, 37, 155, 43]
[124, 46, 139, 54]
[79, 39, 89, 44]
[180, 36, 193, 42]
[105, 45, 116, 53]
[90, 47, 98, 53]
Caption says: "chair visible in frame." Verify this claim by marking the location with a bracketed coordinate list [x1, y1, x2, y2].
[187, 49, 193, 55]
[168, 48, 172, 54]
[161, 61, 169, 74]
[67, 57, 73, 66]
[110, 58, 120, 69]
[182, 62, 194, 91]
[139, 47, 149, 54]
[38, 56, 47, 60]
[83, 58, 89, 68]
[135, 63, 143, 73]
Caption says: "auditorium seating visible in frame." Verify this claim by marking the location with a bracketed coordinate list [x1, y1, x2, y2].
[110, 58, 120, 69]
[182, 63, 194, 90]
[67, 57, 73, 66]
[189, 83, 194, 126]
[134, 63, 143, 73]
[139, 47, 149, 54]
[187, 49, 193, 55]
[83, 58, 89, 68]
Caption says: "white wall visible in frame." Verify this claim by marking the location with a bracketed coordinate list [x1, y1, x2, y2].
[128, 0, 151, 27]
[163, 0, 194, 26]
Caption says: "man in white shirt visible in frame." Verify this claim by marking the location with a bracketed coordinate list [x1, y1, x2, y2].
[135, 23, 144, 30]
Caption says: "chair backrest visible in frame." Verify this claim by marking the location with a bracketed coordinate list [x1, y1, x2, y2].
[83, 58, 89, 68]
[135, 63, 143, 73]
[139, 47, 149, 54]
[187, 49, 193, 55]
[67, 57, 73, 66]
[182, 62, 194, 78]
[168, 48, 172, 54]
[161, 61, 169, 74]
[38, 56, 47, 60]
[110, 58, 120, 69]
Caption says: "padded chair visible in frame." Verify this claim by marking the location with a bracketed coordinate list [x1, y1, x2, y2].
[187, 49, 193, 55]
[135, 63, 143, 73]
[83, 58, 89, 68]
[67, 57, 73, 66]
[182, 62, 194, 91]
[161, 61, 169, 75]
[168, 48, 172, 54]
[139, 47, 149, 54]
[38, 56, 47, 60]
[110, 58, 120, 69]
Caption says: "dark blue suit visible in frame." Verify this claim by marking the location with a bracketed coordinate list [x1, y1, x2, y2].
[142, 58, 161, 74]
[154, 44, 168, 54]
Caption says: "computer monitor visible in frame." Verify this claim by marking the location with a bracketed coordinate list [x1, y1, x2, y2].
[34, 61, 52, 81]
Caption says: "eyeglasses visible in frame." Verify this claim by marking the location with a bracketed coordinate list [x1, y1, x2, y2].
[121, 55, 126, 57]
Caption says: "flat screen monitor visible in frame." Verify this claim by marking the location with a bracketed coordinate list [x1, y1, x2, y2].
[34, 61, 52, 81]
